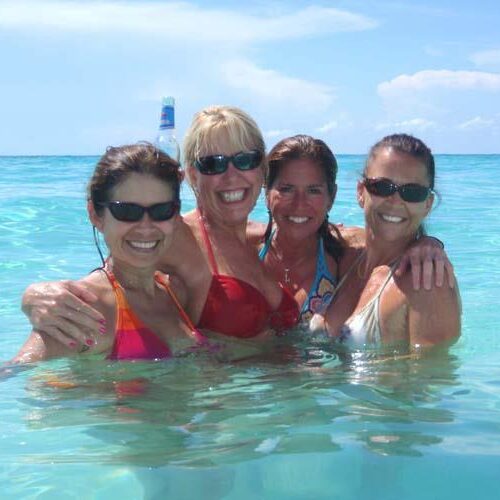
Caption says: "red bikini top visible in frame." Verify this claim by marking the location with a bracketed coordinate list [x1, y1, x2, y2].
[196, 212, 299, 338]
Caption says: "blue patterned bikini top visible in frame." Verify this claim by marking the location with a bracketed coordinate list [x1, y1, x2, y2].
[259, 230, 337, 325]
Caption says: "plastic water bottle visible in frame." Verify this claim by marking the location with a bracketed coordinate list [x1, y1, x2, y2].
[155, 96, 180, 162]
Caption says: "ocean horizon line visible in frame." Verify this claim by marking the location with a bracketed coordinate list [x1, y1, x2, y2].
[1, 152, 499, 158]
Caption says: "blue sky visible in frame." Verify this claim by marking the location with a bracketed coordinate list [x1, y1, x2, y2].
[1, 0, 499, 154]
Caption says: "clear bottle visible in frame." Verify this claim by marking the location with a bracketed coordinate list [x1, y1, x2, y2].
[155, 96, 180, 162]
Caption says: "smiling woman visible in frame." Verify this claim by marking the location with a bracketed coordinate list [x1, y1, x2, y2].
[20, 106, 300, 348]
[325, 134, 461, 350]
[12, 143, 206, 363]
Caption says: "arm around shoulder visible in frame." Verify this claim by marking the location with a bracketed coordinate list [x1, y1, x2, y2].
[407, 280, 461, 349]
[336, 225, 365, 250]
[246, 220, 267, 246]
[14, 275, 113, 364]
[11, 329, 79, 364]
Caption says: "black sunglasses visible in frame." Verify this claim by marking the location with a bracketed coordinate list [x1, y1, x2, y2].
[194, 150, 263, 175]
[363, 177, 432, 203]
[98, 201, 179, 222]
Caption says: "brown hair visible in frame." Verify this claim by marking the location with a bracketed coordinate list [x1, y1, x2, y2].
[365, 133, 435, 189]
[88, 142, 181, 214]
[265, 135, 344, 262]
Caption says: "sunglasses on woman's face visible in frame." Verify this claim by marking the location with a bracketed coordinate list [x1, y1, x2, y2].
[363, 177, 432, 203]
[98, 201, 179, 222]
[194, 150, 263, 175]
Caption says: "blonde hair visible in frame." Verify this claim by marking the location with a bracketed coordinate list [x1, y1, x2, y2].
[183, 105, 266, 174]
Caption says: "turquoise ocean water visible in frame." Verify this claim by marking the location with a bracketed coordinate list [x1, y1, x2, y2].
[1, 155, 499, 499]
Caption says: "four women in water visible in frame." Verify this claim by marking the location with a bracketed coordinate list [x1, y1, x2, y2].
[13, 105, 460, 363]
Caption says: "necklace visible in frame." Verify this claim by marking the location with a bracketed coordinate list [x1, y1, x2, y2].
[269, 237, 315, 286]
[283, 267, 291, 284]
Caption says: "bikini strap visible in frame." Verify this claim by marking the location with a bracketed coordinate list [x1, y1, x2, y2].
[258, 228, 275, 260]
[330, 251, 366, 302]
[154, 271, 207, 344]
[197, 209, 219, 275]
[102, 261, 120, 292]
[376, 259, 400, 296]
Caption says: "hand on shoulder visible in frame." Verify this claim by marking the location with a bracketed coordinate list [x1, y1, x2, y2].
[336, 225, 365, 249]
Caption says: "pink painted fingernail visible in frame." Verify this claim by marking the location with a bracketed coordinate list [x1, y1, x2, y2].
[86, 339, 95, 346]
[99, 318, 106, 325]
[99, 325, 106, 335]
[69, 341, 77, 349]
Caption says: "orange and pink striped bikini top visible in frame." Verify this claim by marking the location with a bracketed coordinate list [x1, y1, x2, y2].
[104, 267, 206, 361]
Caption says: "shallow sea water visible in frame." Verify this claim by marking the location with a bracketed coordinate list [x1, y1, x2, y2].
[1, 155, 499, 499]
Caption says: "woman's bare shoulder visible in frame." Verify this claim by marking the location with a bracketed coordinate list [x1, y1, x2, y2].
[246, 220, 266, 245]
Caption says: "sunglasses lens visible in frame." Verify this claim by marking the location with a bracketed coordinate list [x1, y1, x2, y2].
[365, 179, 395, 197]
[400, 185, 430, 202]
[195, 156, 226, 175]
[232, 151, 262, 171]
[149, 202, 178, 221]
[364, 178, 430, 203]
[108, 202, 144, 222]
[195, 151, 261, 175]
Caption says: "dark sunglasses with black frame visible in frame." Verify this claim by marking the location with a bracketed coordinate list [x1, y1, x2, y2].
[194, 150, 263, 176]
[362, 176, 433, 203]
[97, 200, 180, 222]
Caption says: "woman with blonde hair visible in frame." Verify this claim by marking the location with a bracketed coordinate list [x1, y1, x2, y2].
[21, 106, 299, 349]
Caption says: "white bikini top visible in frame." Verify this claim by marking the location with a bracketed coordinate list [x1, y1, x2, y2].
[331, 254, 398, 347]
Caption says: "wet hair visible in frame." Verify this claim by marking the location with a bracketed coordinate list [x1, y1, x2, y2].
[183, 105, 266, 183]
[264, 134, 344, 262]
[364, 133, 435, 189]
[88, 142, 181, 215]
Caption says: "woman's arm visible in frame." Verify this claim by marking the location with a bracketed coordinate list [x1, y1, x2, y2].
[15, 276, 113, 362]
[395, 237, 455, 290]
[246, 220, 267, 247]
[407, 282, 461, 349]
[336, 225, 455, 290]
[11, 329, 81, 364]
[21, 280, 106, 348]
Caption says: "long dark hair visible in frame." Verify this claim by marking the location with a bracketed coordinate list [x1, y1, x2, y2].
[264, 135, 344, 262]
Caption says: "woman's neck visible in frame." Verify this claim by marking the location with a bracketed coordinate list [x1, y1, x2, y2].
[107, 258, 157, 298]
[272, 227, 318, 261]
[363, 229, 416, 271]
[197, 207, 248, 242]
[268, 228, 319, 287]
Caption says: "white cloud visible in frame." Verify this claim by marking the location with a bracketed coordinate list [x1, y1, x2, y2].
[375, 118, 436, 132]
[378, 70, 500, 97]
[0, 1, 377, 43]
[316, 121, 339, 133]
[265, 129, 293, 139]
[220, 59, 335, 111]
[457, 116, 495, 130]
[470, 49, 500, 67]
